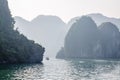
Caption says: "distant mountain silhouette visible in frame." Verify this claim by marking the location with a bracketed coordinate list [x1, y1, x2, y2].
[14, 15, 67, 57]
[14, 17, 30, 36]
[15, 13, 120, 58]
[88, 13, 120, 29]
[56, 16, 120, 59]
[68, 13, 120, 30]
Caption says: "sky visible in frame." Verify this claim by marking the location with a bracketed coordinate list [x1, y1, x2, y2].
[8, 0, 120, 23]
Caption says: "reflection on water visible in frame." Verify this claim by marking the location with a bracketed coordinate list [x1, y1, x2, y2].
[0, 59, 120, 80]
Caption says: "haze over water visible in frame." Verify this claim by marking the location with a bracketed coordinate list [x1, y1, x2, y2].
[0, 59, 120, 80]
[0, 0, 120, 80]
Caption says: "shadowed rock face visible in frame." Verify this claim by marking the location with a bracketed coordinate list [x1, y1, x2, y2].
[56, 16, 120, 59]
[64, 16, 99, 58]
[99, 22, 120, 58]
[0, 0, 45, 64]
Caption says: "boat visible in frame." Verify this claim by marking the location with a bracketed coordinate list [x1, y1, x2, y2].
[46, 57, 49, 60]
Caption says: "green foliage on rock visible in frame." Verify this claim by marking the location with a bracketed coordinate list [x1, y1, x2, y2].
[0, 0, 45, 63]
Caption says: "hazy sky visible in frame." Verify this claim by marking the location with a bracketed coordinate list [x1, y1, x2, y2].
[8, 0, 120, 22]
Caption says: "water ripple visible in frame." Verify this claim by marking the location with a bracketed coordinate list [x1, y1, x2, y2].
[0, 59, 120, 80]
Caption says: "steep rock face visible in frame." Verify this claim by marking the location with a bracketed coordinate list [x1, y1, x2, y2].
[56, 16, 120, 59]
[64, 16, 99, 58]
[99, 22, 120, 58]
[0, 0, 45, 63]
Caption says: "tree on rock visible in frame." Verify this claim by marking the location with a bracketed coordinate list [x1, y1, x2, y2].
[0, 0, 45, 63]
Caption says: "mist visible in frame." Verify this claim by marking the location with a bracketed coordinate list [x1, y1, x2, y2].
[14, 15, 68, 57]
[1, 0, 120, 80]
[14, 13, 120, 58]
